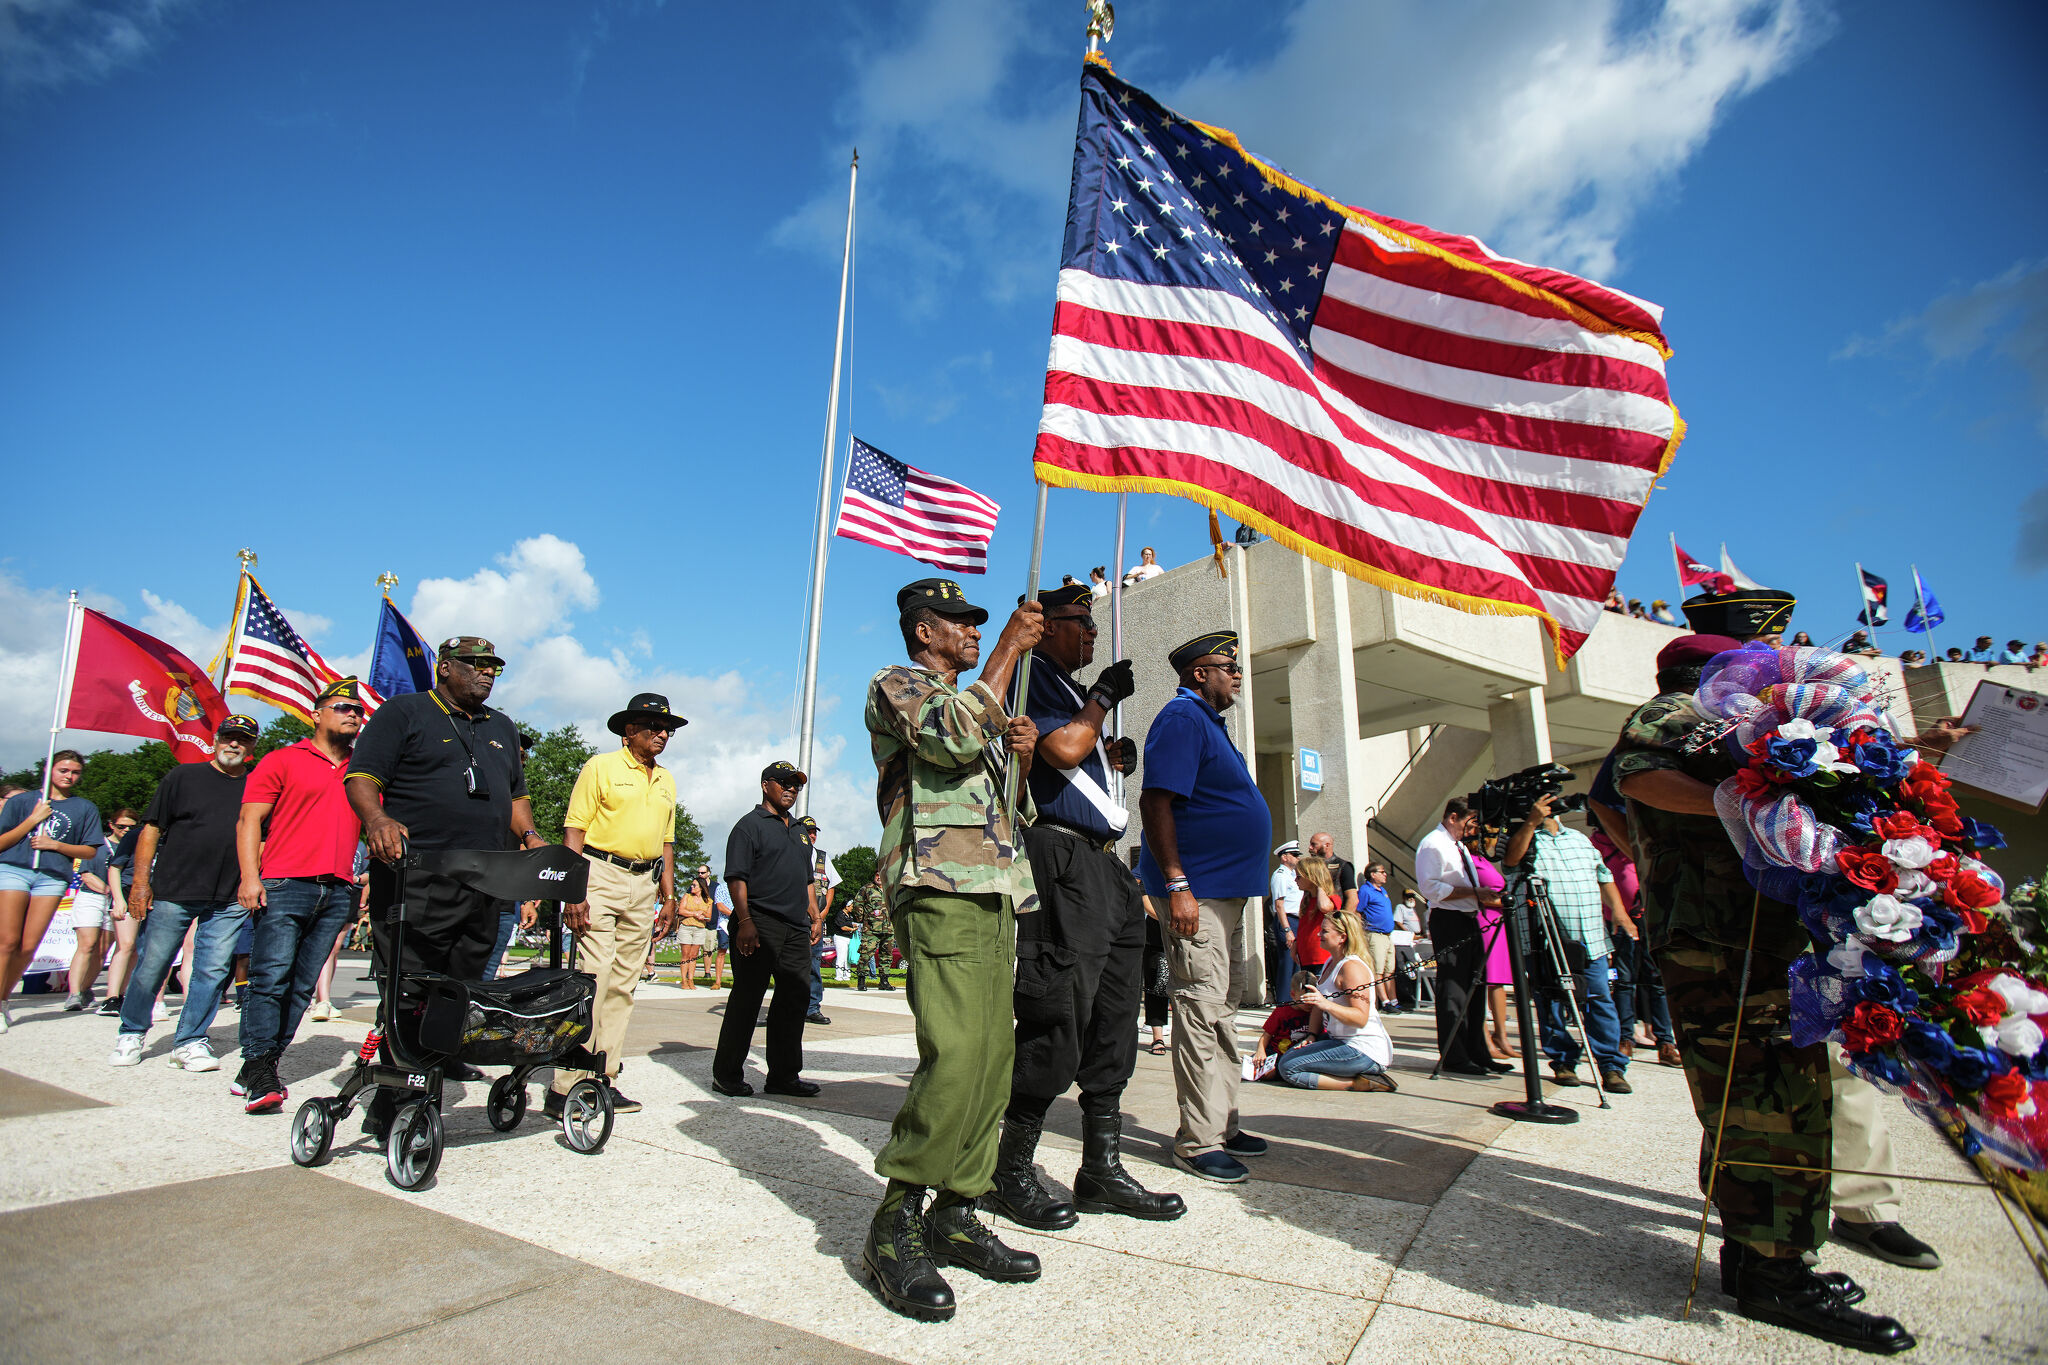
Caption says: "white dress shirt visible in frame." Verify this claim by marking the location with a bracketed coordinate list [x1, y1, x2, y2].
[1414, 824, 1479, 914]
[1268, 865, 1303, 919]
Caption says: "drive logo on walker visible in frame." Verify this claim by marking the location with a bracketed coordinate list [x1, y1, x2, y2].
[538, 868, 568, 882]
[1299, 748, 1323, 793]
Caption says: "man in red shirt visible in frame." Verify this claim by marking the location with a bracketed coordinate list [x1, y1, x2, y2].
[231, 678, 366, 1113]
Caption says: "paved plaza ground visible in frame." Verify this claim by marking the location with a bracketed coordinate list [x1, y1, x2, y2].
[0, 955, 2041, 1363]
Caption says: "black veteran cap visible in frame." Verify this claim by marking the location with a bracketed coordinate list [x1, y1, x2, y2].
[1681, 588, 1796, 641]
[608, 691, 688, 736]
[1036, 583, 1094, 610]
[314, 677, 363, 706]
[761, 760, 807, 786]
[897, 578, 988, 625]
[217, 713, 261, 740]
[438, 635, 506, 667]
[1169, 630, 1239, 672]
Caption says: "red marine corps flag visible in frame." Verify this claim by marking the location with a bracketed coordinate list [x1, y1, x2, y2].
[63, 609, 232, 762]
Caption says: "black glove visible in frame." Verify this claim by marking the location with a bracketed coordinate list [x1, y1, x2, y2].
[1107, 736, 1138, 773]
[1087, 659, 1137, 710]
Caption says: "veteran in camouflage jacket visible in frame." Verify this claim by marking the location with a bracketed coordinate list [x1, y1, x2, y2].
[859, 577, 1046, 1319]
[1613, 637, 1829, 1263]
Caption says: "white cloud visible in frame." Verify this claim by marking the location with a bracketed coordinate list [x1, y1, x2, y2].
[408, 534, 601, 652]
[0, 0, 205, 98]
[0, 572, 122, 769]
[779, 0, 1822, 296]
[1840, 258, 2048, 436]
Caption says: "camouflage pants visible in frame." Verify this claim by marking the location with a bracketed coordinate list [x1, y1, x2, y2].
[860, 930, 894, 978]
[1655, 932, 1833, 1257]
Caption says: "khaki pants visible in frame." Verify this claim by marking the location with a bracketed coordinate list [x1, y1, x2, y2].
[1830, 1048, 1903, 1224]
[554, 855, 657, 1093]
[1166, 896, 1246, 1158]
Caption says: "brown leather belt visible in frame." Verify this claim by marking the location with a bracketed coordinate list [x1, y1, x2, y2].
[587, 847, 658, 874]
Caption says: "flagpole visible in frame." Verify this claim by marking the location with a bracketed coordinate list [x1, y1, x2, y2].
[1006, 481, 1051, 824]
[40, 591, 80, 798]
[1670, 532, 1683, 602]
[1110, 492, 1128, 747]
[794, 149, 858, 818]
[1854, 561, 1874, 646]
[1911, 564, 1939, 663]
[212, 549, 257, 694]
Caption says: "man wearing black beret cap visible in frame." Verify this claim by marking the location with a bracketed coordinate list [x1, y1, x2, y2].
[984, 583, 1184, 1233]
[1611, 628, 1915, 1352]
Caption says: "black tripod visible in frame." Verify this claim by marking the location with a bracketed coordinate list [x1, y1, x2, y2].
[1426, 866, 1606, 1121]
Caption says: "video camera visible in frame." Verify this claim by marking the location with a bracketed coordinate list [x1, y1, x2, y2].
[1464, 762, 1586, 839]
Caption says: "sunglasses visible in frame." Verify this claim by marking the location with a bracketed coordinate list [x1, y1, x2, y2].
[1049, 613, 1097, 629]
[327, 703, 367, 717]
[1197, 660, 1243, 676]
[451, 659, 504, 678]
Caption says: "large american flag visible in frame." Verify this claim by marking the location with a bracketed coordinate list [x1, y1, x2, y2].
[835, 438, 1001, 575]
[225, 577, 382, 723]
[1034, 61, 1682, 662]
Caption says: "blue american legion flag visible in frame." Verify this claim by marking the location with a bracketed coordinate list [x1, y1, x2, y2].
[834, 438, 1001, 575]
[1032, 59, 1681, 663]
[225, 576, 383, 723]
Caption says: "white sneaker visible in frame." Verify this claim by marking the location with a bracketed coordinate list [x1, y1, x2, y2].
[0, 1003, 9, 1033]
[308, 1000, 333, 1022]
[169, 1040, 219, 1072]
[108, 1034, 144, 1066]
[152, 1001, 169, 1024]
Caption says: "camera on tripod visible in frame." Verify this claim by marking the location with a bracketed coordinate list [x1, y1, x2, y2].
[1465, 762, 1583, 837]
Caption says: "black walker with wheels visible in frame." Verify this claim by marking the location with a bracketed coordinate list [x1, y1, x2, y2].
[287, 843, 614, 1189]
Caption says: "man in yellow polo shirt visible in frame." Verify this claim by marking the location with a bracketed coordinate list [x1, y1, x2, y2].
[550, 692, 686, 1116]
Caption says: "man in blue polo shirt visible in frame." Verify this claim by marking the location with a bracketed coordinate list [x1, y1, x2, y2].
[1138, 629, 1272, 1183]
[985, 584, 1184, 1232]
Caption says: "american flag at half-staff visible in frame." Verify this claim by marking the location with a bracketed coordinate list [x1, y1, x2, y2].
[1033, 59, 1683, 664]
[225, 576, 383, 724]
[834, 438, 1001, 575]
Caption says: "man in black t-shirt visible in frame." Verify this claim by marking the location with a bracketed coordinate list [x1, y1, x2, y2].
[108, 716, 262, 1072]
[710, 761, 821, 1098]
[345, 636, 548, 1123]
[1308, 831, 1358, 915]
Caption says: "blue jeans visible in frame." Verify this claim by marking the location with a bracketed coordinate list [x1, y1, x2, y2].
[809, 936, 826, 1012]
[485, 907, 519, 980]
[240, 879, 355, 1061]
[120, 899, 249, 1045]
[1612, 934, 1675, 1046]
[1276, 913, 1299, 1002]
[1275, 1037, 1386, 1088]
[1540, 950, 1627, 1073]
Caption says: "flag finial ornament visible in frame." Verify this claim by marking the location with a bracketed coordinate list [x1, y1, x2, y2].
[376, 572, 400, 593]
[236, 548, 258, 572]
[1085, 0, 1113, 55]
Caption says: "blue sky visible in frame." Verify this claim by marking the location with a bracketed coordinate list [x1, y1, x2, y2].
[3, 0, 2044, 855]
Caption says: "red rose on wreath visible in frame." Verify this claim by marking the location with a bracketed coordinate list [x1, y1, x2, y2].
[1952, 987, 2007, 1029]
[1946, 869, 2001, 911]
[1732, 766, 1778, 801]
[1872, 811, 1936, 842]
[1924, 852, 1959, 883]
[1837, 846, 1898, 894]
[1980, 1071, 2029, 1119]
[1960, 909, 1990, 935]
[1903, 764, 1953, 795]
[1842, 1001, 1905, 1052]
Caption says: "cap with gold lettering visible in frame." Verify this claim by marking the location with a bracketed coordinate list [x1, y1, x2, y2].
[1168, 630, 1239, 673]
[897, 578, 988, 625]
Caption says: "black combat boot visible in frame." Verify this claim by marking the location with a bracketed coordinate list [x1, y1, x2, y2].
[1722, 1242, 1913, 1353]
[1073, 1113, 1187, 1220]
[981, 1115, 1078, 1230]
[856, 963, 867, 991]
[863, 1184, 955, 1322]
[1724, 1242, 1865, 1305]
[929, 1195, 1042, 1282]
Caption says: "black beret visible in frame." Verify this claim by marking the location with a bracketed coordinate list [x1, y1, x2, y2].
[1169, 630, 1239, 672]
[1681, 588, 1796, 641]
[1656, 634, 1745, 673]
[897, 577, 988, 625]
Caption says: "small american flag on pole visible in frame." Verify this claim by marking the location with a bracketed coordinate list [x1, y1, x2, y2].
[835, 438, 1001, 575]
[225, 577, 382, 724]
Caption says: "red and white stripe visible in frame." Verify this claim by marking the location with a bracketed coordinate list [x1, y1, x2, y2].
[836, 468, 1001, 576]
[225, 594, 383, 723]
[1034, 211, 1679, 662]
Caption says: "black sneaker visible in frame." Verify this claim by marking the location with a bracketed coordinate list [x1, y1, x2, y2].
[243, 1057, 286, 1114]
[1223, 1130, 1269, 1158]
[605, 1085, 642, 1114]
[542, 1089, 566, 1120]
[97, 994, 123, 1017]
[1832, 1219, 1941, 1269]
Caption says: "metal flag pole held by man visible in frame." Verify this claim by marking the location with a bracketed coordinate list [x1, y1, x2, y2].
[794, 149, 858, 819]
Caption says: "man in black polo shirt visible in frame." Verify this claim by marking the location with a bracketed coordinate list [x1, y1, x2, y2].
[710, 761, 822, 1099]
[986, 584, 1184, 1230]
[346, 636, 547, 1127]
